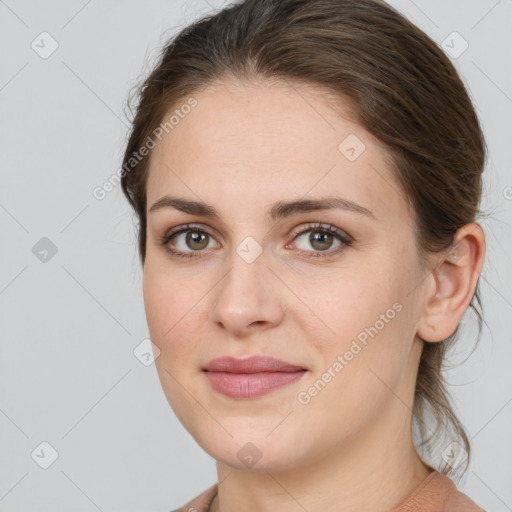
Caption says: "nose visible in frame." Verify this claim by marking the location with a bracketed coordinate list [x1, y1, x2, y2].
[209, 246, 286, 337]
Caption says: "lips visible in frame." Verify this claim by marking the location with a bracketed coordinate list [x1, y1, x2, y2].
[202, 356, 306, 373]
[202, 356, 308, 399]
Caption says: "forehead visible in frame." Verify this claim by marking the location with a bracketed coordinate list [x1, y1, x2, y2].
[145, 77, 409, 224]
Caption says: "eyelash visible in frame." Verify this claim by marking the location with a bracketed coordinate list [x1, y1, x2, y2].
[159, 222, 353, 260]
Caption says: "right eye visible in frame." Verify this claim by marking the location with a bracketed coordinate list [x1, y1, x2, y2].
[160, 224, 220, 259]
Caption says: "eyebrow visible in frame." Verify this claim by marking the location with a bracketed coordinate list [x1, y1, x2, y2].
[149, 195, 376, 221]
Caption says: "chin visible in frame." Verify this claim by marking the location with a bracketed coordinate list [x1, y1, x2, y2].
[190, 424, 311, 473]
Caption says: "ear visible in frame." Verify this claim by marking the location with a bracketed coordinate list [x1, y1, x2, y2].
[417, 222, 486, 343]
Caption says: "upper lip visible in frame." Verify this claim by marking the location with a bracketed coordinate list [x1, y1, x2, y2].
[202, 356, 306, 373]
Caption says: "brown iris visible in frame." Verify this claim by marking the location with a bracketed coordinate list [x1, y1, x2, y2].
[185, 231, 210, 250]
[309, 231, 334, 251]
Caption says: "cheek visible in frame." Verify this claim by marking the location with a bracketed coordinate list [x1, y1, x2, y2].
[143, 265, 206, 421]
[296, 267, 400, 345]
[294, 292, 412, 439]
[143, 266, 172, 340]
[142, 265, 201, 366]
[298, 266, 413, 393]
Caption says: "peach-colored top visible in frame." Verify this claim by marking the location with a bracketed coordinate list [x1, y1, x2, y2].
[171, 471, 486, 512]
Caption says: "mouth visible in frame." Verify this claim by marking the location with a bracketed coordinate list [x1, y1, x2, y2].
[202, 356, 308, 399]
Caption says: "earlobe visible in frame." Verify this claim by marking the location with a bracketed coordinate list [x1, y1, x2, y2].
[416, 222, 486, 343]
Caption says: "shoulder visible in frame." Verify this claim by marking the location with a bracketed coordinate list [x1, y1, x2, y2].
[170, 483, 218, 512]
[392, 471, 486, 512]
[170, 473, 486, 512]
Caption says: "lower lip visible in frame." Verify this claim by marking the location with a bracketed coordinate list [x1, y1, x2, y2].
[203, 370, 307, 399]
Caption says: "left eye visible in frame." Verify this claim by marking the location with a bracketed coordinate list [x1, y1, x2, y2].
[289, 224, 352, 256]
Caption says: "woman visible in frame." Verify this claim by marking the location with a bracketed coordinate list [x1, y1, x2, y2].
[120, 0, 487, 510]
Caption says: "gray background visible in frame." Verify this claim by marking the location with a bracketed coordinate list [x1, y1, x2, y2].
[0, 0, 511, 510]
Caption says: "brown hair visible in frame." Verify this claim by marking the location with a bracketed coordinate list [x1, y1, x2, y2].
[121, 0, 487, 478]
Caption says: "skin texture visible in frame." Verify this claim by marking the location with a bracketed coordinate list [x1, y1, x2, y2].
[142, 77, 485, 512]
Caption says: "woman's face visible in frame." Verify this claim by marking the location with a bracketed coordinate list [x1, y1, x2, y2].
[143, 77, 429, 472]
